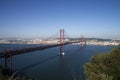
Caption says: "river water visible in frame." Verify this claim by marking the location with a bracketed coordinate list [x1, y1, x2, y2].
[0, 44, 114, 80]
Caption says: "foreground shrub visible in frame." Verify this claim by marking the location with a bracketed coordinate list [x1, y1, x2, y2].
[84, 45, 120, 80]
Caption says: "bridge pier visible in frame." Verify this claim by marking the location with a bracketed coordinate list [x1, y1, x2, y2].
[4, 50, 8, 69]
[9, 50, 12, 75]
[60, 29, 65, 55]
[4, 50, 12, 75]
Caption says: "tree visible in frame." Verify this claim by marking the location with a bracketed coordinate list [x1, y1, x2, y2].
[84, 45, 120, 80]
[0, 66, 32, 80]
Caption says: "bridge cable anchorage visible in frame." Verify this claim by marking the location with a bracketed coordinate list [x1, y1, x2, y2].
[60, 29, 65, 55]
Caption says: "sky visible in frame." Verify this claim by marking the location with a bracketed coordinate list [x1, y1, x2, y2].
[0, 0, 120, 39]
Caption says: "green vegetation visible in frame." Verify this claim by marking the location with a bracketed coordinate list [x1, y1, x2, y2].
[84, 45, 120, 80]
[0, 66, 32, 80]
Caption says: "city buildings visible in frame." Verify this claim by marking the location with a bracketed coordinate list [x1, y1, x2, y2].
[0, 38, 119, 46]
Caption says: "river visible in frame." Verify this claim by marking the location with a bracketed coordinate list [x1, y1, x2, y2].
[0, 44, 114, 80]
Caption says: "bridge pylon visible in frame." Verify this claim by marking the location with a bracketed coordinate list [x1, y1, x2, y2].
[80, 35, 86, 47]
[60, 29, 65, 55]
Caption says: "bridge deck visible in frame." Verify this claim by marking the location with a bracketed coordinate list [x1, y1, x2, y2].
[0, 42, 75, 58]
[0, 41, 85, 58]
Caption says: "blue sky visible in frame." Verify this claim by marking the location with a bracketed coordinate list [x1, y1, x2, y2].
[0, 0, 120, 39]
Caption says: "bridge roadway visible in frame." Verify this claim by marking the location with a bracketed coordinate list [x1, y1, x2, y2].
[0, 42, 80, 58]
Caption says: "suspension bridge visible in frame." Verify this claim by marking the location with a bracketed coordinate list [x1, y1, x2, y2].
[0, 29, 86, 74]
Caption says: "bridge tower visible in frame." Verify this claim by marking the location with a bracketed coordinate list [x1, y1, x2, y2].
[80, 35, 86, 47]
[60, 29, 65, 55]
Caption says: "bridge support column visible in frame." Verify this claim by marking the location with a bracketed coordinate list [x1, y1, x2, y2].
[4, 50, 7, 69]
[60, 29, 65, 55]
[4, 50, 12, 75]
[9, 50, 12, 75]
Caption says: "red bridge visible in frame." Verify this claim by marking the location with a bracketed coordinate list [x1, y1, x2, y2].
[0, 29, 86, 74]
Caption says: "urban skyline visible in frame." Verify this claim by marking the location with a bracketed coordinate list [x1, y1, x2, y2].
[0, 0, 120, 39]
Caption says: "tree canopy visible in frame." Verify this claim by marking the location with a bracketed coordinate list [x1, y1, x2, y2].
[84, 45, 120, 80]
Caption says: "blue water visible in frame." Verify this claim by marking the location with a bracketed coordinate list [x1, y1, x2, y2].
[0, 44, 115, 80]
